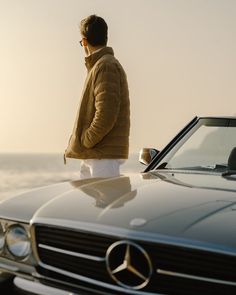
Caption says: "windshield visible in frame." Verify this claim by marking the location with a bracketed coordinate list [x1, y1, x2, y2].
[156, 118, 236, 173]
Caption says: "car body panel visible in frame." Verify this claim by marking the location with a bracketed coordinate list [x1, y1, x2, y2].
[1, 171, 235, 250]
[1, 116, 236, 295]
[0, 179, 102, 222]
[32, 172, 236, 249]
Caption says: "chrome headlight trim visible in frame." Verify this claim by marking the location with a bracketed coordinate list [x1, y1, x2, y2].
[0, 222, 5, 252]
[6, 224, 31, 260]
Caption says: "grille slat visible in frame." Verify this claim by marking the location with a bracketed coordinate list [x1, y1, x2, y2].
[147, 245, 236, 281]
[38, 249, 108, 281]
[36, 226, 114, 257]
[34, 225, 236, 294]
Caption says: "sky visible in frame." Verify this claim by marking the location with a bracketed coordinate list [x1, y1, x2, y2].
[1, 0, 236, 154]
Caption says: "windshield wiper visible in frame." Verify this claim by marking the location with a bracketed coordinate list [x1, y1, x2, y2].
[168, 164, 227, 172]
[222, 170, 236, 177]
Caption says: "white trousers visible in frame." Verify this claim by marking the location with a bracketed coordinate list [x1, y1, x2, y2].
[79, 159, 125, 179]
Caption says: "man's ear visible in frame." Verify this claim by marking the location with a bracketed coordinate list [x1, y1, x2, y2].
[82, 38, 88, 47]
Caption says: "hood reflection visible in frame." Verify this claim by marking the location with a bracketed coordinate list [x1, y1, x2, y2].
[70, 176, 137, 209]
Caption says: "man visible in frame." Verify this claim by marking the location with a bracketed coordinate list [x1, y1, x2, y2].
[64, 15, 130, 179]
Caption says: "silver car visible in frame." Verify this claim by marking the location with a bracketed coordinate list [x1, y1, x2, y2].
[1, 116, 236, 295]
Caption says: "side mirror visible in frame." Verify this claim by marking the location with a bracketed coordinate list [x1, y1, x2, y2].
[139, 148, 159, 166]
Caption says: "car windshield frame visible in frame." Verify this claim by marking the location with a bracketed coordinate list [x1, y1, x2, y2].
[150, 117, 236, 174]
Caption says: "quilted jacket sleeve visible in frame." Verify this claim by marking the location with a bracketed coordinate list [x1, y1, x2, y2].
[81, 62, 121, 149]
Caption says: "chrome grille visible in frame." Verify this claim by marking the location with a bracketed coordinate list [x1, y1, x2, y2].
[34, 225, 236, 294]
[35, 226, 114, 257]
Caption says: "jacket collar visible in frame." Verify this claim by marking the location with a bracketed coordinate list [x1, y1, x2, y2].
[85, 47, 114, 70]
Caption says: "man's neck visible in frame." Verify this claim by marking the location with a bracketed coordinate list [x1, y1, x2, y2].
[87, 45, 105, 56]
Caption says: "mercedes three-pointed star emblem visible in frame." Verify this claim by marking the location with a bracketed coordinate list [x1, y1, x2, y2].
[105, 241, 153, 290]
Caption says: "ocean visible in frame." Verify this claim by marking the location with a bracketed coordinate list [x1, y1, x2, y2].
[0, 153, 143, 201]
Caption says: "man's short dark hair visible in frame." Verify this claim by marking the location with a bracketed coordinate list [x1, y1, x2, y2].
[80, 15, 108, 46]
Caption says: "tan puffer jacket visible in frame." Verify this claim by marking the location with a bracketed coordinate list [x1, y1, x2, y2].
[64, 47, 130, 160]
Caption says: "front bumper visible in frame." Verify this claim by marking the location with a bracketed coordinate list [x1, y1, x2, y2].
[14, 277, 79, 295]
[0, 257, 35, 283]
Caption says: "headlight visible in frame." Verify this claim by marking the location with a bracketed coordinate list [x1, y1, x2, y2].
[6, 225, 31, 259]
[0, 223, 4, 251]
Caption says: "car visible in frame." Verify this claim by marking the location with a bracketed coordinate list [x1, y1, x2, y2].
[1, 116, 236, 295]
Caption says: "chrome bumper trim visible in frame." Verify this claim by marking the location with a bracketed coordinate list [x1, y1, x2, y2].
[14, 277, 78, 295]
[0, 260, 36, 280]
[0, 262, 19, 272]
[157, 269, 236, 287]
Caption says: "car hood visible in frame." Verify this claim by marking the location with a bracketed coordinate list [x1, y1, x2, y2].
[1, 171, 236, 249]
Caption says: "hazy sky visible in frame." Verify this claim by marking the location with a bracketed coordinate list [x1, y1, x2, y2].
[1, 0, 236, 154]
